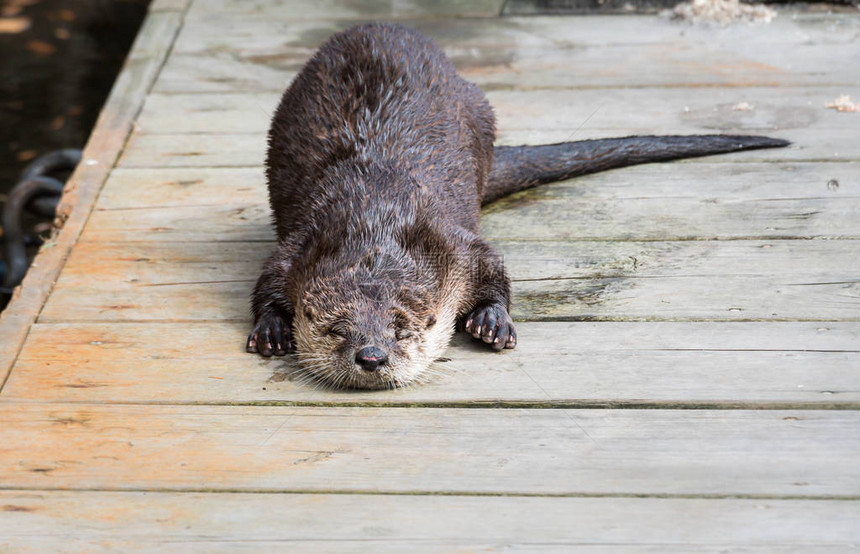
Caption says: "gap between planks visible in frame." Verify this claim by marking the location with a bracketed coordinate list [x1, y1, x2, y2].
[0, 486, 858, 501]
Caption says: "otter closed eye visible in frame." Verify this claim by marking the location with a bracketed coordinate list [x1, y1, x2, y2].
[244, 23, 788, 389]
[328, 326, 348, 339]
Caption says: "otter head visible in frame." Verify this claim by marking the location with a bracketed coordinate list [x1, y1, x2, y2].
[291, 247, 456, 390]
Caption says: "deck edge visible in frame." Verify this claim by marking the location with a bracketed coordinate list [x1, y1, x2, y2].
[0, 7, 187, 389]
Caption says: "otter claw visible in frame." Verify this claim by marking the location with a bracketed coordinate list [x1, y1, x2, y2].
[246, 312, 293, 356]
[464, 303, 516, 351]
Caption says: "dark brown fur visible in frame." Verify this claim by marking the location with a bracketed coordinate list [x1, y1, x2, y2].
[246, 23, 788, 389]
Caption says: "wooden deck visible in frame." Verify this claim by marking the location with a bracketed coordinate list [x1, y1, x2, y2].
[1, 0, 859, 549]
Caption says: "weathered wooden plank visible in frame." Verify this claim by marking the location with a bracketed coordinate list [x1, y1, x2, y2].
[1, 404, 858, 495]
[488, 87, 858, 136]
[79, 195, 856, 242]
[155, 14, 860, 92]
[77, 162, 860, 242]
[117, 127, 858, 169]
[95, 167, 265, 208]
[81, 204, 272, 242]
[480, 192, 857, 243]
[493, 128, 859, 163]
[185, 0, 506, 21]
[119, 132, 267, 168]
[97, 162, 859, 210]
[48, 239, 860, 285]
[172, 13, 860, 54]
[4, 321, 857, 405]
[0, 11, 185, 390]
[149, 0, 191, 11]
[135, 93, 278, 134]
[37, 273, 860, 323]
[133, 87, 858, 136]
[156, 43, 857, 93]
[37, 240, 860, 322]
[1, 492, 857, 552]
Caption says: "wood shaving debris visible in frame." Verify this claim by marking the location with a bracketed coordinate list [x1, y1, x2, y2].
[732, 102, 755, 111]
[825, 95, 858, 113]
[668, 0, 777, 25]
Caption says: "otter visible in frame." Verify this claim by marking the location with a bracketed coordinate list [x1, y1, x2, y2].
[246, 23, 788, 390]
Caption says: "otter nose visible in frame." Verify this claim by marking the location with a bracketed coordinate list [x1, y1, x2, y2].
[355, 346, 388, 371]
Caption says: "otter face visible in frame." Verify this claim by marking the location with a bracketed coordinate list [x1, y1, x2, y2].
[292, 270, 455, 390]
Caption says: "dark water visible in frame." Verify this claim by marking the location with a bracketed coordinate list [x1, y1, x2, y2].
[1, 0, 149, 307]
[1, 0, 150, 192]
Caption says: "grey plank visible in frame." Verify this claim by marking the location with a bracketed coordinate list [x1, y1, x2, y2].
[185, 0, 507, 20]
[168, 12, 856, 53]
[117, 127, 859, 169]
[77, 162, 860, 242]
[1, 492, 857, 552]
[133, 87, 858, 136]
[1, 404, 858, 495]
[156, 14, 860, 92]
[479, 161, 858, 241]
[37, 239, 860, 322]
[119, 132, 267, 168]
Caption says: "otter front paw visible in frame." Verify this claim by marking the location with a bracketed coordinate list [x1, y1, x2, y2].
[464, 303, 517, 351]
[246, 312, 293, 356]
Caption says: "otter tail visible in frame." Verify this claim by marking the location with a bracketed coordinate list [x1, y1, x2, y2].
[482, 135, 789, 205]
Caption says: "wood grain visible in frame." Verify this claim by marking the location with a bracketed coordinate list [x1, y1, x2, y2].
[155, 14, 860, 92]
[1, 491, 857, 552]
[36, 240, 860, 322]
[4, 321, 857, 405]
[171, 13, 859, 53]
[2, 404, 858, 496]
[133, 87, 857, 136]
[184, 0, 507, 21]
[118, 127, 859, 169]
[74, 162, 859, 242]
[2, 2, 858, 549]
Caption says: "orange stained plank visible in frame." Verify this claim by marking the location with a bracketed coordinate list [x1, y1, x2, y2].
[3, 321, 859, 406]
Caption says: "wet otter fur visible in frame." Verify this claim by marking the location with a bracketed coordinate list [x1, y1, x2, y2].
[246, 23, 789, 390]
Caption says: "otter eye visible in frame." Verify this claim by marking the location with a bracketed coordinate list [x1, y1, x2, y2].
[425, 315, 437, 328]
[328, 326, 348, 339]
[395, 329, 414, 341]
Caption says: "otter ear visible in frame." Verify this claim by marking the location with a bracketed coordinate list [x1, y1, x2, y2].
[425, 314, 437, 328]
